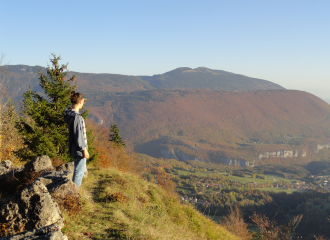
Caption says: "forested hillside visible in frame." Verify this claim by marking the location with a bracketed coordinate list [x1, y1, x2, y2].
[4, 64, 330, 165]
[87, 89, 330, 164]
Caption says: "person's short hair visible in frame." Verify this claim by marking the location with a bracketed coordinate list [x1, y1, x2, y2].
[70, 91, 84, 104]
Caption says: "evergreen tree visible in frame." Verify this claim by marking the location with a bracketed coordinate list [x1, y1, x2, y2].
[16, 54, 96, 162]
[109, 123, 125, 147]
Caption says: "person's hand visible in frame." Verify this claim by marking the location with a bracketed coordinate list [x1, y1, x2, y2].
[83, 149, 90, 159]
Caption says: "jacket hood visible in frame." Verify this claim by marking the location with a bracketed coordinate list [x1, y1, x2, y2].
[64, 108, 79, 123]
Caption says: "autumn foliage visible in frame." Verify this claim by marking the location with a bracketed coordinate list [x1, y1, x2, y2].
[157, 168, 176, 192]
[0, 103, 22, 165]
[87, 120, 146, 175]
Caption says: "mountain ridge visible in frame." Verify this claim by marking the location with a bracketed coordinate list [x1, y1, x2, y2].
[3, 65, 284, 104]
[140, 66, 284, 91]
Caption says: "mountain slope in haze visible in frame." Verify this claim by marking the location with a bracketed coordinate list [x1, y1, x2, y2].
[323, 99, 330, 104]
[4, 65, 284, 103]
[87, 89, 330, 164]
[141, 67, 284, 91]
[3, 65, 153, 102]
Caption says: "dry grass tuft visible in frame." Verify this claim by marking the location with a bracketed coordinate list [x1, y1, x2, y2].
[57, 195, 82, 216]
[106, 192, 128, 203]
[137, 196, 147, 204]
[51, 157, 64, 168]
[0, 222, 13, 237]
[0, 220, 25, 237]
[20, 171, 45, 188]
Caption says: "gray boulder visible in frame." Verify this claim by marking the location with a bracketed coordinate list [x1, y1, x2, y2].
[1, 156, 53, 182]
[55, 161, 88, 180]
[0, 161, 13, 175]
[0, 201, 26, 235]
[55, 162, 74, 173]
[20, 180, 63, 230]
[24, 156, 54, 173]
[55, 163, 74, 180]
[0, 156, 84, 239]
[0, 180, 64, 236]
[38, 171, 80, 208]
[1, 156, 54, 184]
[0, 224, 68, 240]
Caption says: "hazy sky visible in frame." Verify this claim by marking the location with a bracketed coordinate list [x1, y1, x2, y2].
[1, 0, 329, 98]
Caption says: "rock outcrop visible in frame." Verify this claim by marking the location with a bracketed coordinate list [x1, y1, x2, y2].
[0, 161, 13, 176]
[38, 170, 80, 211]
[0, 156, 79, 240]
[314, 143, 330, 153]
[259, 150, 307, 159]
[159, 148, 202, 161]
[219, 157, 254, 167]
[0, 224, 68, 240]
[24, 156, 54, 173]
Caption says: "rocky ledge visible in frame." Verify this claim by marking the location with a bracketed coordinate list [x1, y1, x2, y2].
[0, 156, 79, 240]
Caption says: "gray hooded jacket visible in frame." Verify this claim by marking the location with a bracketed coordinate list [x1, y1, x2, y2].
[64, 108, 87, 159]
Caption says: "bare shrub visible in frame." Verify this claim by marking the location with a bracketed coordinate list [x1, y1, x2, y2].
[222, 206, 252, 240]
[88, 119, 146, 174]
[315, 236, 329, 240]
[106, 192, 128, 203]
[250, 212, 303, 240]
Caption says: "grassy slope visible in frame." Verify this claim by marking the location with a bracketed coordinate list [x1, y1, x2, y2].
[62, 167, 239, 240]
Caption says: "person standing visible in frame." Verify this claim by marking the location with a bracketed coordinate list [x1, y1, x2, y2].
[64, 91, 89, 187]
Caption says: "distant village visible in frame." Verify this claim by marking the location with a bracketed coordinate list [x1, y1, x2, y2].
[311, 175, 330, 191]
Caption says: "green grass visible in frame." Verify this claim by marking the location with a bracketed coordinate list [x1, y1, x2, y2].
[176, 186, 192, 194]
[176, 170, 210, 177]
[218, 172, 301, 185]
[175, 170, 304, 193]
[62, 167, 240, 240]
[177, 169, 301, 184]
[257, 187, 296, 194]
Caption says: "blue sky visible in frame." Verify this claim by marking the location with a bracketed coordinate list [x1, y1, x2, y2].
[1, 0, 329, 98]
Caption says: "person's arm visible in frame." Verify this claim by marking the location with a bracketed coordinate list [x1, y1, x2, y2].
[73, 115, 89, 159]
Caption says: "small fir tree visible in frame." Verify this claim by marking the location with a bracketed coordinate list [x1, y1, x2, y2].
[16, 54, 96, 162]
[109, 123, 125, 147]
